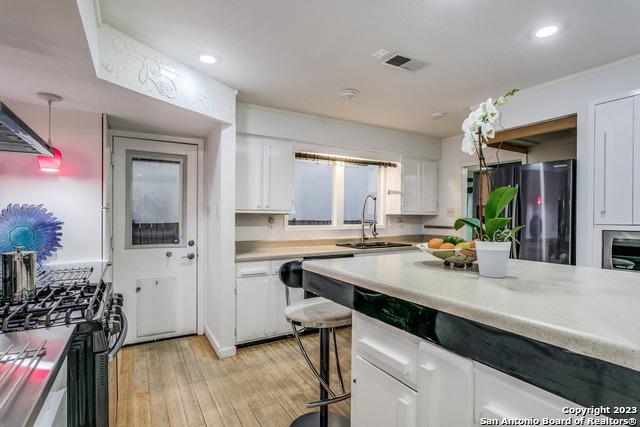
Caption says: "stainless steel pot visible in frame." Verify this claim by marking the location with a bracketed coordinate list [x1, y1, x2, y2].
[1, 249, 36, 302]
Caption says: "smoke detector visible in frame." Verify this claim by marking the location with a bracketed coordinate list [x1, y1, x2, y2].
[371, 49, 428, 72]
[339, 88, 360, 100]
[430, 111, 447, 120]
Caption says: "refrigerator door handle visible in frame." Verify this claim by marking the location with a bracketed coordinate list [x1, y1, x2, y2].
[601, 131, 607, 214]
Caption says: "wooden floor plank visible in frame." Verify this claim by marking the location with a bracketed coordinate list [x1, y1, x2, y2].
[114, 329, 351, 426]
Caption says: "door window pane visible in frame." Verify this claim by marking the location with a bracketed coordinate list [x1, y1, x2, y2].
[344, 165, 379, 224]
[129, 155, 184, 246]
[288, 160, 333, 225]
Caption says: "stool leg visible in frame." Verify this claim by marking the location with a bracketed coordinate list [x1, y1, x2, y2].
[319, 328, 330, 427]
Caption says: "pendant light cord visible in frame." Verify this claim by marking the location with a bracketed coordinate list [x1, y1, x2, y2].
[47, 100, 52, 144]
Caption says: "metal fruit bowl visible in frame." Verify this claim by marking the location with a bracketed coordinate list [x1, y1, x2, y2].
[416, 243, 477, 268]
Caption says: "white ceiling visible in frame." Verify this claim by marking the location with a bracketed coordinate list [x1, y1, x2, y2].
[0, 0, 223, 138]
[2, 1, 640, 139]
[99, 0, 640, 137]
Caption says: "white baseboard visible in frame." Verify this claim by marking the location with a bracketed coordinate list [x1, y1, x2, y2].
[204, 325, 236, 358]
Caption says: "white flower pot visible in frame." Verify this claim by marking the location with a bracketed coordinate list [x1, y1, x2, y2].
[475, 241, 512, 278]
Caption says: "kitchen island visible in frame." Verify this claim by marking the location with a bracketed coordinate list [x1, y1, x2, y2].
[303, 252, 640, 425]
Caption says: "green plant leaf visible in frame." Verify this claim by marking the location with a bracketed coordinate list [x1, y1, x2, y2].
[509, 225, 525, 235]
[453, 217, 481, 232]
[485, 217, 511, 240]
[484, 186, 518, 220]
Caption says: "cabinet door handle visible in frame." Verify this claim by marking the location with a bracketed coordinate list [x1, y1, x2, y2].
[396, 397, 413, 426]
[601, 131, 607, 214]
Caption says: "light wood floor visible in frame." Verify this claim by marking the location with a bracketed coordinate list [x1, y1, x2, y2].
[112, 329, 352, 427]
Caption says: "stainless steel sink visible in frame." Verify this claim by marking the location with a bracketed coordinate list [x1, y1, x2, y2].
[336, 241, 412, 249]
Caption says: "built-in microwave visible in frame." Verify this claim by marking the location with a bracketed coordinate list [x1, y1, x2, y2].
[602, 231, 640, 272]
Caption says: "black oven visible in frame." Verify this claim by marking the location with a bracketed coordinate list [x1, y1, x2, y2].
[602, 231, 640, 271]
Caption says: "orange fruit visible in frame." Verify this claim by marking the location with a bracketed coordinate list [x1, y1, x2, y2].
[427, 238, 443, 249]
[440, 242, 455, 249]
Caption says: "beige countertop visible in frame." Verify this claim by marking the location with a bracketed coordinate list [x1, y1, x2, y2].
[303, 252, 640, 371]
[235, 235, 432, 262]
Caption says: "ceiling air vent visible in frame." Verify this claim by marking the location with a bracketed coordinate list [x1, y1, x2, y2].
[372, 50, 428, 72]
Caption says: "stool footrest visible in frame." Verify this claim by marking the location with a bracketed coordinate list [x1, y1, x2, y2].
[306, 393, 351, 409]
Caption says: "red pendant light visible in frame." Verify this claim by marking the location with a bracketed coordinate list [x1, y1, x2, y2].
[36, 92, 63, 173]
[37, 146, 62, 173]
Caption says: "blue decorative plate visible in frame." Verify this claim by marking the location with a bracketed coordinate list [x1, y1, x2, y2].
[0, 204, 63, 265]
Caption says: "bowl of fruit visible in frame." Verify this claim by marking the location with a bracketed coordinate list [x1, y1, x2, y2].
[416, 236, 477, 268]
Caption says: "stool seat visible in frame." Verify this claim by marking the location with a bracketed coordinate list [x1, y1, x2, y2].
[284, 297, 352, 329]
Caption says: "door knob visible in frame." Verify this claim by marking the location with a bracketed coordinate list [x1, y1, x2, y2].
[188, 240, 195, 247]
[182, 253, 195, 260]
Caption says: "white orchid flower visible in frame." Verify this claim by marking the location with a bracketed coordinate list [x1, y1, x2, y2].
[461, 132, 477, 156]
[484, 98, 499, 123]
[481, 122, 495, 140]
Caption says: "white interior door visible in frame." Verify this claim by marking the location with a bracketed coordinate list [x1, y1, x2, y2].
[112, 137, 198, 344]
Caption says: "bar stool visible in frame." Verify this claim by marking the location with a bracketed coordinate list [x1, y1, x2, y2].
[279, 259, 351, 427]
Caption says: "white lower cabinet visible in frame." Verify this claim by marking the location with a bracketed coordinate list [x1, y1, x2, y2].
[352, 313, 607, 427]
[235, 259, 303, 344]
[352, 355, 417, 427]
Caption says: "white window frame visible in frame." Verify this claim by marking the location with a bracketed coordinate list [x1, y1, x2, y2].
[285, 161, 388, 231]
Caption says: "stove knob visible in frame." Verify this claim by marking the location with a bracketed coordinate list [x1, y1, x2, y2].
[109, 320, 121, 335]
[111, 294, 124, 306]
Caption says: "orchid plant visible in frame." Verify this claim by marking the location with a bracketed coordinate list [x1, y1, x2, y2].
[456, 88, 521, 241]
[460, 88, 518, 157]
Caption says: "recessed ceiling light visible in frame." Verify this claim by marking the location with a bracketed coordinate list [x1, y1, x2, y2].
[339, 88, 359, 100]
[535, 25, 559, 38]
[430, 111, 447, 120]
[199, 54, 218, 64]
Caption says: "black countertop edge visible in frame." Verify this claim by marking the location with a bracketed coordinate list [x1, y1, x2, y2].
[303, 270, 640, 419]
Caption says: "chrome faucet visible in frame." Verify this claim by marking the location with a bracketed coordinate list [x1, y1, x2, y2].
[361, 194, 379, 244]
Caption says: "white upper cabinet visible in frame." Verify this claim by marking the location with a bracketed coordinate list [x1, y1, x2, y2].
[236, 135, 295, 212]
[401, 158, 438, 215]
[593, 97, 635, 225]
[634, 96, 640, 225]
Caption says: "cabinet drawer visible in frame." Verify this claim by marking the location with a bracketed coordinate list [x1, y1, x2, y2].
[236, 261, 271, 278]
[473, 363, 607, 424]
[270, 258, 300, 275]
[353, 312, 420, 387]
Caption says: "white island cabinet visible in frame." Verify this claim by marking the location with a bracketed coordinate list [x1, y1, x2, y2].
[352, 313, 605, 427]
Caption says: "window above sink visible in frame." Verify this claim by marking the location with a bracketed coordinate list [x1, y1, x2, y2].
[287, 153, 396, 230]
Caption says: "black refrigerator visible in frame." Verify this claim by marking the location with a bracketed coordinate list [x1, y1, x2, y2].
[474, 159, 576, 265]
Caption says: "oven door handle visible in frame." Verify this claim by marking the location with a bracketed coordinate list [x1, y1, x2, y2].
[108, 310, 127, 362]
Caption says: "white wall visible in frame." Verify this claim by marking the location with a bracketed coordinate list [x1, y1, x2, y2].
[526, 136, 576, 164]
[0, 100, 103, 262]
[236, 103, 441, 241]
[204, 123, 237, 357]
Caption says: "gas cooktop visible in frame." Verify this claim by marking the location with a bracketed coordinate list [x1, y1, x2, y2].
[0, 266, 109, 333]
